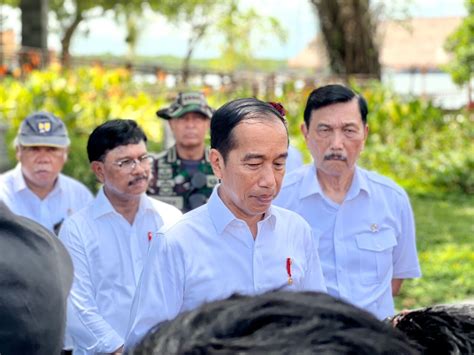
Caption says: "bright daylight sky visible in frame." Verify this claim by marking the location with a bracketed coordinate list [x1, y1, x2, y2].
[1, 0, 468, 60]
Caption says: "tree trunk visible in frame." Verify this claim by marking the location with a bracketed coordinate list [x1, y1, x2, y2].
[60, 9, 83, 68]
[20, 0, 49, 68]
[181, 24, 207, 85]
[310, 0, 381, 80]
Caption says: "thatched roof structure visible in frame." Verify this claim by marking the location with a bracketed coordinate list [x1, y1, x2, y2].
[288, 17, 463, 72]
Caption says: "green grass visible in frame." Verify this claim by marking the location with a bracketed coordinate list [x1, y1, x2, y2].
[396, 193, 474, 310]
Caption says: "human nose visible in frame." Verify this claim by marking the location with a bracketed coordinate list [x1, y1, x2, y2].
[184, 117, 197, 127]
[258, 164, 277, 189]
[34, 149, 53, 162]
[330, 129, 344, 150]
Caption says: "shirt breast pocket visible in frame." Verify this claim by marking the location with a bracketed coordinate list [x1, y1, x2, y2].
[355, 230, 398, 285]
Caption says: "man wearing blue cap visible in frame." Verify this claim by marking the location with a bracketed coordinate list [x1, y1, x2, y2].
[147, 92, 218, 213]
[0, 111, 93, 234]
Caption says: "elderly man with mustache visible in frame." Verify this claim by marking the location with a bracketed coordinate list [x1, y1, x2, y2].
[0, 112, 93, 235]
[59, 119, 182, 355]
[274, 84, 421, 321]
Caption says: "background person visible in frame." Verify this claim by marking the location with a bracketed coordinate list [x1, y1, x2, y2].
[125, 98, 326, 348]
[274, 84, 421, 320]
[0, 111, 93, 234]
[59, 119, 182, 355]
[148, 91, 218, 213]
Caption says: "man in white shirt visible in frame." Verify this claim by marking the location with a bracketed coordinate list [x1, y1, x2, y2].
[59, 119, 182, 355]
[0, 112, 93, 234]
[125, 98, 326, 348]
[274, 84, 421, 320]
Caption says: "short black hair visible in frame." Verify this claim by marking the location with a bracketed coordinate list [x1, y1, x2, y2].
[87, 119, 147, 162]
[129, 291, 419, 355]
[393, 303, 474, 354]
[303, 84, 368, 127]
[210, 98, 287, 162]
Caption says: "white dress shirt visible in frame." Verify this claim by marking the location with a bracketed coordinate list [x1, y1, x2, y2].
[274, 164, 421, 320]
[0, 164, 93, 233]
[125, 186, 327, 348]
[286, 145, 304, 172]
[59, 188, 182, 355]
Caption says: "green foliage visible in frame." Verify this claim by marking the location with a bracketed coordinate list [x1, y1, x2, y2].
[358, 82, 473, 194]
[281, 81, 474, 194]
[0, 66, 166, 192]
[1, 68, 472, 196]
[444, 0, 474, 86]
[396, 193, 474, 309]
[0, 67, 472, 308]
[210, 1, 287, 72]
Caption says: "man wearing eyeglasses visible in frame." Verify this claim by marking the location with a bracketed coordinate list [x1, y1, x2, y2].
[0, 111, 93, 235]
[148, 91, 218, 213]
[59, 119, 182, 355]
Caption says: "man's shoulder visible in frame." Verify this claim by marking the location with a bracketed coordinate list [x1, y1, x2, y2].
[151, 146, 175, 163]
[275, 165, 310, 206]
[160, 203, 209, 236]
[281, 165, 310, 189]
[59, 173, 92, 193]
[0, 168, 14, 192]
[359, 167, 407, 197]
[151, 149, 171, 161]
[146, 195, 182, 219]
[271, 205, 310, 228]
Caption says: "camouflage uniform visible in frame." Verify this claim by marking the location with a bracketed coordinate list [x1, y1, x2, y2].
[148, 145, 218, 213]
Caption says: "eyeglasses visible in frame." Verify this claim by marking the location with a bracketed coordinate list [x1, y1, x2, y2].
[112, 154, 153, 171]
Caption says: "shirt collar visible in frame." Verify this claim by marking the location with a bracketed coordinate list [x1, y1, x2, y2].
[207, 185, 276, 234]
[346, 166, 371, 200]
[300, 165, 370, 201]
[91, 188, 152, 220]
[12, 164, 63, 196]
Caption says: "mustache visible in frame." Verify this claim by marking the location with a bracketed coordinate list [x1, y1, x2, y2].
[128, 175, 149, 186]
[324, 153, 347, 161]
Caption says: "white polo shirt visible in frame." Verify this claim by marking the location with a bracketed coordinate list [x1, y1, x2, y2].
[274, 164, 421, 320]
[0, 164, 93, 233]
[58, 188, 182, 355]
[125, 186, 327, 348]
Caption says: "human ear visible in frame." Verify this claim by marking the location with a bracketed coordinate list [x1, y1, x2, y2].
[209, 148, 224, 180]
[91, 161, 105, 183]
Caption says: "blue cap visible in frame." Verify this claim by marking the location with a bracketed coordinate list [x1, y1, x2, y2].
[16, 112, 70, 147]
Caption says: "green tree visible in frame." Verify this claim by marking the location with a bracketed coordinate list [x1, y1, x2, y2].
[214, 0, 286, 72]
[4, 0, 183, 67]
[161, 0, 286, 84]
[444, 0, 474, 105]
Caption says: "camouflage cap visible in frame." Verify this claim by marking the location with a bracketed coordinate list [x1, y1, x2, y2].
[16, 112, 70, 148]
[156, 92, 213, 120]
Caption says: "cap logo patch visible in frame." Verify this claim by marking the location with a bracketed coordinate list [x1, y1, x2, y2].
[37, 120, 52, 134]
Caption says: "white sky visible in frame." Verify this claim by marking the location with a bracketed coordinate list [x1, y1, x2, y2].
[0, 0, 468, 59]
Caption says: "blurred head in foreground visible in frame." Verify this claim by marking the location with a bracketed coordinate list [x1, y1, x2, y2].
[392, 303, 474, 354]
[129, 291, 418, 355]
[0, 202, 73, 355]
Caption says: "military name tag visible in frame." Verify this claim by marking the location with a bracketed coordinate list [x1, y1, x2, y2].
[157, 179, 175, 188]
[158, 167, 173, 180]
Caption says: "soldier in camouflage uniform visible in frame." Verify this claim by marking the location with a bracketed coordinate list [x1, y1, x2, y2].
[148, 92, 218, 213]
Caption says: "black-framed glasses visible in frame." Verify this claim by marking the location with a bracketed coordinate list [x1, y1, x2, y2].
[113, 154, 153, 171]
